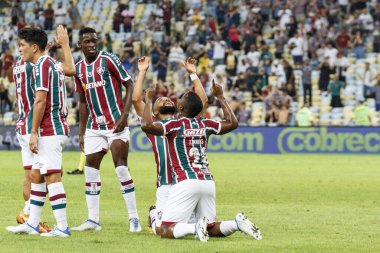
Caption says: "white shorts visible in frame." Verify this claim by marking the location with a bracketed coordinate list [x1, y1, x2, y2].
[33, 135, 68, 175]
[17, 134, 34, 170]
[84, 128, 130, 155]
[155, 185, 171, 227]
[161, 179, 216, 227]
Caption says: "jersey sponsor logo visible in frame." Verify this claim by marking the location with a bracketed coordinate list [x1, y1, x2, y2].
[78, 73, 83, 80]
[54, 62, 63, 71]
[83, 80, 106, 90]
[96, 66, 105, 76]
[88, 72, 93, 77]
[182, 128, 206, 137]
[13, 64, 26, 75]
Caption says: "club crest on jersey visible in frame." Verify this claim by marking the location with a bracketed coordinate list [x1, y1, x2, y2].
[96, 66, 105, 76]
[54, 62, 63, 71]
[183, 128, 206, 137]
[78, 73, 83, 80]
[13, 64, 26, 75]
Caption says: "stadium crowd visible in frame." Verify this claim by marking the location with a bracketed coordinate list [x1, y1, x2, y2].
[1, 0, 380, 126]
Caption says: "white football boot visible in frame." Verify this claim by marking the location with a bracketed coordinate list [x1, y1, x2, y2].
[195, 217, 209, 242]
[71, 219, 102, 231]
[235, 212, 262, 240]
[129, 218, 142, 232]
[6, 222, 39, 235]
[40, 226, 71, 237]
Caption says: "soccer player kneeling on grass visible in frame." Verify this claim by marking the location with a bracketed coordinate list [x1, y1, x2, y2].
[7, 26, 75, 237]
[71, 27, 141, 232]
[132, 56, 208, 235]
[141, 80, 262, 242]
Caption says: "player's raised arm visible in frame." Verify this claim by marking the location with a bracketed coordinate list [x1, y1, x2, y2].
[55, 25, 75, 76]
[141, 88, 164, 135]
[183, 58, 208, 117]
[211, 80, 238, 134]
[132, 56, 150, 117]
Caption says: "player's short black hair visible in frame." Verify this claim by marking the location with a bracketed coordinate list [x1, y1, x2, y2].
[183, 92, 203, 118]
[18, 28, 47, 51]
[79, 27, 97, 37]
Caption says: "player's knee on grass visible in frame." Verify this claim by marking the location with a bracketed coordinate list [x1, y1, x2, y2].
[160, 225, 175, 239]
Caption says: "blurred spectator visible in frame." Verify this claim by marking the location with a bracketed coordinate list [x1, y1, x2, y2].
[282, 60, 294, 87]
[0, 80, 12, 115]
[121, 5, 134, 33]
[328, 75, 344, 108]
[55, 2, 67, 26]
[301, 59, 312, 105]
[288, 32, 304, 64]
[296, 103, 313, 127]
[353, 101, 371, 126]
[319, 57, 333, 91]
[372, 80, 380, 111]
[226, 49, 237, 76]
[334, 52, 349, 83]
[236, 102, 251, 126]
[168, 42, 185, 70]
[352, 32, 366, 59]
[336, 29, 351, 55]
[278, 104, 290, 126]
[161, 0, 172, 36]
[34, 1, 44, 29]
[155, 55, 168, 81]
[68, 1, 82, 29]
[44, 3, 54, 31]
[10, 1, 24, 26]
[360, 62, 377, 98]
[1, 48, 14, 78]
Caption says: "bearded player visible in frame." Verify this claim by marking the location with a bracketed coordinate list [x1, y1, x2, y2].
[132, 56, 207, 235]
[71, 27, 141, 232]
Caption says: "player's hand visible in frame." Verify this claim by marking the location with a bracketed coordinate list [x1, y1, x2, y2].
[183, 57, 197, 74]
[144, 87, 156, 101]
[113, 115, 128, 133]
[55, 25, 69, 47]
[79, 134, 85, 152]
[210, 79, 224, 98]
[138, 56, 150, 72]
[44, 41, 53, 54]
[29, 132, 39, 154]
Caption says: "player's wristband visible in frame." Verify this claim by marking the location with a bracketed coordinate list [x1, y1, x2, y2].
[190, 73, 199, 81]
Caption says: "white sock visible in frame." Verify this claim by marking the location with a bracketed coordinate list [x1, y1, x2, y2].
[115, 166, 138, 219]
[23, 199, 30, 215]
[48, 182, 68, 230]
[28, 183, 47, 227]
[220, 220, 239, 236]
[150, 208, 157, 235]
[85, 166, 101, 223]
[173, 223, 196, 238]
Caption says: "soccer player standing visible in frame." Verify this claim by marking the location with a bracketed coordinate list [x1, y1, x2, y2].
[141, 81, 262, 242]
[7, 26, 75, 237]
[12, 26, 75, 232]
[71, 27, 141, 232]
[132, 56, 207, 235]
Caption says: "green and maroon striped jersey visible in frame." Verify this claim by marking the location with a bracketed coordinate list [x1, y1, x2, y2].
[74, 51, 131, 130]
[33, 55, 69, 136]
[13, 57, 34, 135]
[145, 117, 173, 187]
[158, 117, 221, 184]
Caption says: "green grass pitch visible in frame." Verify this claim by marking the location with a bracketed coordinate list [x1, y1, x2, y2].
[0, 151, 379, 253]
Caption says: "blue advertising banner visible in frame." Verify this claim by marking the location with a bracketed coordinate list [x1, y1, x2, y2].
[0, 126, 379, 154]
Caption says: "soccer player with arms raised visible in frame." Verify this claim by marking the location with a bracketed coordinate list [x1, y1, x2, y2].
[72, 27, 141, 232]
[132, 56, 207, 235]
[141, 81, 262, 242]
[11, 26, 75, 233]
[7, 26, 75, 237]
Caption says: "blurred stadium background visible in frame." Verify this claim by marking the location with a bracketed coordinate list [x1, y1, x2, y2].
[0, 1, 379, 252]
